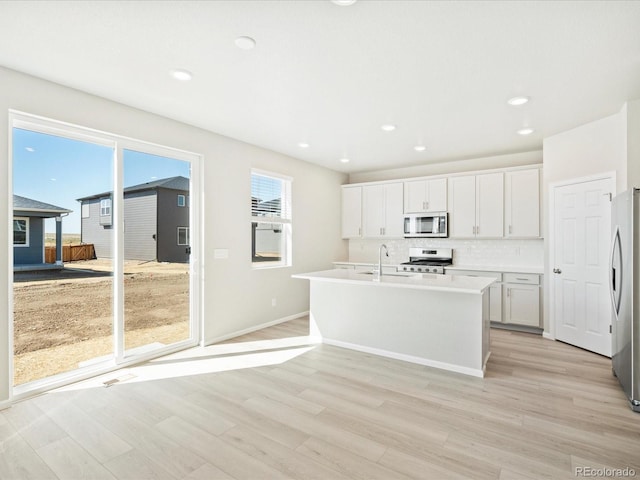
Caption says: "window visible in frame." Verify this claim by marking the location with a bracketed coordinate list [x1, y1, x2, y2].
[251, 170, 292, 267]
[177, 226, 189, 245]
[13, 217, 29, 247]
[177, 194, 186, 207]
[100, 198, 111, 216]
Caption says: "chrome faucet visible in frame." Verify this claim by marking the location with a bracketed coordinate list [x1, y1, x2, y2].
[374, 244, 389, 281]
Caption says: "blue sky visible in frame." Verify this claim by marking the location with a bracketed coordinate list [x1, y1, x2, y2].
[13, 128, 190, 234]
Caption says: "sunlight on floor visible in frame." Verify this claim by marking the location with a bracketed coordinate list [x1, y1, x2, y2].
[52, 335, 320, 392]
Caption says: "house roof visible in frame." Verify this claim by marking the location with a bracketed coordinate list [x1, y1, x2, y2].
[76, 176, 189, 201]
[13, 194, 72, 216]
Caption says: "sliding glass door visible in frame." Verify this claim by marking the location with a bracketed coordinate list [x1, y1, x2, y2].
[11, 113, 200, 394]
[122, 149, 192, 357]
[12, 128, 115, 385]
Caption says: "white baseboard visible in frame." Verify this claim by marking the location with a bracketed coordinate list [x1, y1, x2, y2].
[542, 331, 555, 340]
[0, 399, 12, 411]
[322, 338, 485, 378]
[204, 311, 309, 346]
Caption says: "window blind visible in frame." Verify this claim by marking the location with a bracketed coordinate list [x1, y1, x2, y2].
[251, 173, 291, 220]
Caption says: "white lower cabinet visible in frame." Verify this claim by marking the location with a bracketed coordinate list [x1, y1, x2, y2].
[503, 281, 540, 327]
[445, 269, 541, 329]
[489, 284, 502, 323]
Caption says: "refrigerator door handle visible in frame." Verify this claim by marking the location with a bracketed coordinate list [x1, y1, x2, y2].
[609, 226, 622, 317]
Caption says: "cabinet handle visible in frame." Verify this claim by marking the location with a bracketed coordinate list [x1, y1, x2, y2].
[472, 226, 475, 235]
[509, 225, 512, 234]
[358, 227, 361, 236]
[507, 288, 510, 297]
[425, 201, 429, 210]
[515, 277, 528, 281]
[423, 201, 426, 210]
[476, 226, 479, 235]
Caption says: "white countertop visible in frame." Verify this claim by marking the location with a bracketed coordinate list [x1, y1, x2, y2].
[293, 269, 495, 294]
[445, 265, 544, 274]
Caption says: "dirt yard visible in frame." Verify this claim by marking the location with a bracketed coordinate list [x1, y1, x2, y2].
[13, 259, 190, 385]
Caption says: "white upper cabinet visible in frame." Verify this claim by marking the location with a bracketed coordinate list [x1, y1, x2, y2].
[404, 178, 447, 213]
[448, 175, 477, 238]
[449, 172, 504, 238]
[363, 182, 404, 238]
[504, 168, 540, 238]
[341, 186, 362, 239]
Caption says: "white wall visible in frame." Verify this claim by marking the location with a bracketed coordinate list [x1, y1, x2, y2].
[626, 99, 640, 189]
[542, 108, 627, 335]
[0, 66, 347, 404]
[348, 150, 542, 184]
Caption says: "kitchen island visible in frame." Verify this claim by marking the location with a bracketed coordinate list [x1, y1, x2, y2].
[293, 269, 495, 377]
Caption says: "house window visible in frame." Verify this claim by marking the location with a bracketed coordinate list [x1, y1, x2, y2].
[251, 170, 292, 267]
[13, 217, 29, 247]
[100, 198, 111, 216]
[177, 194, 186, 207]
[177, 227, 189, 245]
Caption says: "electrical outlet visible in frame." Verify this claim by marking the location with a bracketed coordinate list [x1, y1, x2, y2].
[272, 298, 277, 307]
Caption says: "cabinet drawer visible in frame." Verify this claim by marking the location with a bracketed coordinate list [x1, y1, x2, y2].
[447, 270, 502, 281]
[503, 273, 539, 285]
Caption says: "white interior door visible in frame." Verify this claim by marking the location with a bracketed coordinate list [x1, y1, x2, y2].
[552, 176, 613, 356]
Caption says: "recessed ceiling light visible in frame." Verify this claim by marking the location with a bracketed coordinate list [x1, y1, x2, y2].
[298, 142, 309, 148]
[381, 124, 396, 132]
[517, 127, 535, 135]
[235, 36, 256, 50]
[340, 158, 350, 163]
[414, 145, 427, 152]
[331, 0, 357, 5]
[508, 96, 530, 106]
[170, 69, 193, 81]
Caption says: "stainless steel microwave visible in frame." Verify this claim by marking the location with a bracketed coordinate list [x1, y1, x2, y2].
[403, 212, 448, 238]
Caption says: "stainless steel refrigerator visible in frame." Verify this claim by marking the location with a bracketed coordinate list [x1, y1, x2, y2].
[611, 188, 640, 412]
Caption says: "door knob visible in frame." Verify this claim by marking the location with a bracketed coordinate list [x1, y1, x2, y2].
[553, 268, 562, 274]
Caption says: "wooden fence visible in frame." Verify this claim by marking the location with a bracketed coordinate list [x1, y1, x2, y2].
[45, 244, 96, 263]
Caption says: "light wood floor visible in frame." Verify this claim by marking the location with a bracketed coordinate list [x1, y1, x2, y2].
[1, 316, 639, 480]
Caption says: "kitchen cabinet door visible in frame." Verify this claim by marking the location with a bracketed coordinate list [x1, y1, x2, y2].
[363, 183, 404, 238]
[384, 182, 404, 237]
[428, 178, 448, 212]
[503, 283, 540, 327]
[489, 284, 502, 323]
[448, 175, 476, 237]
[404, 178, 447, 213]
[362, 184, 385, 237]
[341, 186, 362, 238]
[476, 172, 504, 238]
[404, 180, 428, 213]
[505, 168, 540, 238]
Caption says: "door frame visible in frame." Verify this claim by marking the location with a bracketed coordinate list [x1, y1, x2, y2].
[547, 171, 616, 342]
[8, 110, 203, 402]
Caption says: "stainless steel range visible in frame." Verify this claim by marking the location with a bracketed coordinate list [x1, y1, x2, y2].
[398, 247, 453, 274]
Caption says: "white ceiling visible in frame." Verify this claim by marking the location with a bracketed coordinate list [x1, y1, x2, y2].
[1, 1, 639, 173]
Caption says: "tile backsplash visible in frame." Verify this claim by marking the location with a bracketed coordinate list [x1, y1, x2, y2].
[347, 238, 544, 268]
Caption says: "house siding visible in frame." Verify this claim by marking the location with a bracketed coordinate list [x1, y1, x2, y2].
[123, 190, 157, 261]
[157, 188, 189, 263]
[13, 215, 44, 265]
[81, 198, 113, 258]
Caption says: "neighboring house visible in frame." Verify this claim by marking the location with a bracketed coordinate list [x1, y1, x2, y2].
[251, 197, 282, 262]
[13, 194, 72, 269]
[77, 176, 190, 263]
